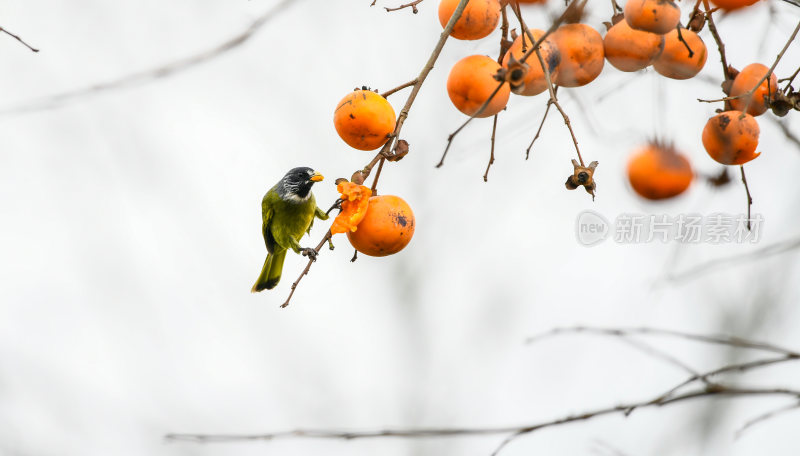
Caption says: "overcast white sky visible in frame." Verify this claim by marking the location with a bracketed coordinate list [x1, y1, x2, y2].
[1, 1, 799, 455]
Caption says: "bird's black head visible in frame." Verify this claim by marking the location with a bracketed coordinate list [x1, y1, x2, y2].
[278, 167, 324, 201]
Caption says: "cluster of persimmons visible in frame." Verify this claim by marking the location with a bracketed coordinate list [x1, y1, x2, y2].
[325, 0, 789, 259]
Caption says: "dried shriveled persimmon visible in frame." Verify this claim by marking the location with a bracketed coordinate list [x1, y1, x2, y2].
[627, 142, 693, 200]
[330, 181, 372, 235]
[438, 0, 501, 41]
[729, 63, 778, 116]
[501, 30, 560, 96]
[710, 0, 760, 10]
[603, 19, 664, 72]
[702, 111, 761, 165]
[551, 23, 605, 88]
[653, 28, 707, 80]
[334, 90, 396, 151]
[624, 0, 681, 35]
[447, 54, 510, 117]
[347, 195, 415, 257]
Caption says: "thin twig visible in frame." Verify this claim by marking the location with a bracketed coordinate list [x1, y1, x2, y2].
[665, 236, 800, 283]
[702, 1, 731, 82]
[740, 165, 753, 231]
[0, 0, 301, 115]
[735, 400, 800, 439]
[371, 157, 386, 194]
[527, 326, 800, 356]
[0, 26, 39, 52]
[436, 81, 506, 168]
[526, 96, 554, 159]
[280, 230, 332, 308]
[384, 0, 425, 13]
[380, 78, 419, 98]
[484, 115, 499, 182]
[675, 26, 695, 59]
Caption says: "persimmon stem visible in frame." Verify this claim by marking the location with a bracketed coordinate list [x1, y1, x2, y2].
[526, 95, 554, 160]
[380, 78, 418, 98]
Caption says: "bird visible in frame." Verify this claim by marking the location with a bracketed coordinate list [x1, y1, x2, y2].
[251, 167, 328, 292]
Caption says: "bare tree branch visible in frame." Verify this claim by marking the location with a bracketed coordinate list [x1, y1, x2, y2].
[0, 0, 301, 115]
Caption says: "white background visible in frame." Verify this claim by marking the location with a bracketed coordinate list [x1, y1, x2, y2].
[1, 1, 799, 455]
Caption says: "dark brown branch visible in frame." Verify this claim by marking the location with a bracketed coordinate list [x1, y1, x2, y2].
[280, 230, 332, 308]
[0, 0, 301, 115]
[701, 1, 731, 82]
[0, 26, 39, 52]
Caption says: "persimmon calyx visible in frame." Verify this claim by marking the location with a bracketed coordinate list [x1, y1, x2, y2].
[565, 159, 599, 199]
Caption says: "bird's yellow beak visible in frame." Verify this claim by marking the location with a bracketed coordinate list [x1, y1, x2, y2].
[310, 172, 324, 182]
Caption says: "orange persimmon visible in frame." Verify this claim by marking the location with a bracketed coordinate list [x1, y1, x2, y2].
[438, 0, 501, 40]
[447, 55, 510, 117]
[551, 23, 605, 87]
[501, 30, 560, 96]
[624, 0, 681, 35]
[627, 142, 693, 200]
[347, 195, 415, 257]
[702, 111, 761, 165]
[653, 28, 707, 80]
[603, 19, 664, 72]
[330, 181, 372, 235]
[334, 90, 396, 151]
[729, 63, 778, 116]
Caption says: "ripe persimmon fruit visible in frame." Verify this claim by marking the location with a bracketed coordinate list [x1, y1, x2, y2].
[729, 63, 777, 116]
[334, 90, 396, 151]
[502, 30, 560, 96]
[627, 142, 693, 200]
[603, 20, 664, 72]
[653, 28, 707, 80]
[347, 195, 415, 257]
[551, 24, 605, 88]
[438, 0, 501, 41]
[447, 55, 510, 117]
[624, 0, 681, 35]
[710, 0, 760, 10]
[702, 111, 761, 165]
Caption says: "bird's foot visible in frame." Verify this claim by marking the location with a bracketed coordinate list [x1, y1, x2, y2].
[301, 248, 318, 261]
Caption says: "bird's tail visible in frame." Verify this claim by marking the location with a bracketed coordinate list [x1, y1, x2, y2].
[251, 250, 287, 293]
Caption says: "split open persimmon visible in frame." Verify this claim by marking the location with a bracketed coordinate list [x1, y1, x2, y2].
[624, 0, 681, 35]
[334, 90, 396, 151]
[627, 142, 693, 200]
[551, 24, 605, 88]
[702, 111, 761, 165]
[710, 0, 761, 10]
[502, 30, 560, 96]
[653, 28, 707, 80]
[729, 63, 777, 116]
[603, 19, 664, 72]
[347, 195, 415, 257]
[438, 0, 501, 41]
[447, 55, 510, 117]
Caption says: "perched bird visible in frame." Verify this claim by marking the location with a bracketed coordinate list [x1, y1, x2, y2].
[251, 167, 328, 292]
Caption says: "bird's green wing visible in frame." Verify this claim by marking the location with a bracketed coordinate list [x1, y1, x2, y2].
[261, 192, 276, 254]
